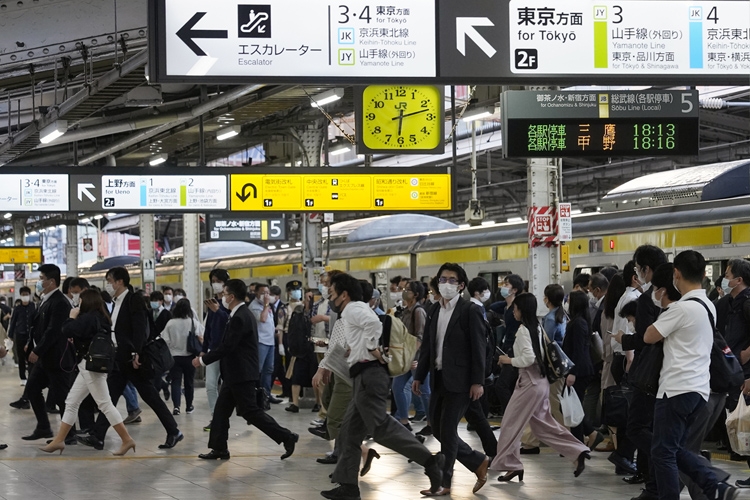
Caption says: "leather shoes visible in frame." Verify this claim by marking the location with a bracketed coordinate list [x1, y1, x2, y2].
[22, 429, 53, 441]
[269, 396, 284, 404]
[473, 456, 490, 493]
[281, 432, 298, 460]
[419, 487, 451, 496]
[317, 454, 338, 464]
[158, 431, 184, 449]
[608, 452, 637, 475]
[623, 473, 647, 485]
[630, 489, 659, 500]
[9, 398, 30, 409]
[199, 449, 230, 460]
[76, 434, 104, 450]
[519, 447, 540, 454]
[308, 426, 330, 440]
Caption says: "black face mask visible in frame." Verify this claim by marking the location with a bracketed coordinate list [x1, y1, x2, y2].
[329, 295, 342, 314]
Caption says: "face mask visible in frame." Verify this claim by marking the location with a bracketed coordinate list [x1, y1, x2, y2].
[163, 294, 173, 303]
[401, 291, 414, 302]
[722, 277, 738, 296]
[588, 291, 598, 306]
[652, 289, 663, 309]
[21, 295, 30, 304]
[329, 295, 342, 314]
[500, 286, 511, 298]
[104, 283, 115, 295]
[318, 284, 329, 299]
[150, 301, 160, 310]
[72, 293, 80, 305]
[438, 283, 460, 301]
[174, 295, 184, 302]
[428, 294, 437, 304]
[480, 290, 491, 302]
[291, 289, 302, 300]
[211, 282, 224, 294]
[390, 292, 401, 303]
[35, 280, 44, 294]
[221, 296, 231, 309]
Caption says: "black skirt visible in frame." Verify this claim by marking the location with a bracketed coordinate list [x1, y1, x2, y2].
[291, 354, 319, 387]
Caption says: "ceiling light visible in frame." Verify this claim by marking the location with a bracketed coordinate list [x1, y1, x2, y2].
[267, 245, 276, 250]
[39, 119, 68, 144]
[328, 137, 352, 156]
[80, 218, 91, 224]
[462, 108, 494, 122]
[216, 126, 241, 141]
[93, 214, 104, 220]
[107, 213, 116, 217]
[39, 229, 46, 233]
[311, 88, 344, 108]
[57, 224, 66, 229]
[481, 220, 496, 226]
[28, 230, 38, 236]
[280, 243, 290, 249]
[3, 213, 11, 219]
[570, 209, 582, 215]
[149, 154, 167, 166]
[295, 242, 302, 247]
[507, 216, 524, 223]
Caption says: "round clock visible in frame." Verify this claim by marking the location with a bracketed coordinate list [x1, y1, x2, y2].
[360, 85, 443, 152]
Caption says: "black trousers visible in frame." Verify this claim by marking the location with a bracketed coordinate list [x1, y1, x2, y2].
[169, 355, 196, 409]
[91, 361, 179, 442]
[14, 335, 28, 381]
[208, 380, 291, 452]
[273, 337, 291, 397]
[78, 395, 98, 432]
[571, 375, 596, 443]
[464, 399, 498, 457]
[430, 371, 486, 487]
[26, 362, 73, 432]
[627, 388, 657, 494]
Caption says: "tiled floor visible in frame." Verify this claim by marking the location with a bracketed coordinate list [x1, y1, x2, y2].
[0, 361, 746, 500]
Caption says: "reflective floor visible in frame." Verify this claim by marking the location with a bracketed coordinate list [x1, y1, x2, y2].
[0, 361, 746, 500]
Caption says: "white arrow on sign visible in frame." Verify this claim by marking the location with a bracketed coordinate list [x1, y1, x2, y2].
[77, 183, 96, 202]
[456, 17, 496, 58]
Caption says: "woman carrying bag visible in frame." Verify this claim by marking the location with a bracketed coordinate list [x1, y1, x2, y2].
[490, 293, 590, 482]
[40, 290, 135, 456]
[161, 299, 204, 415]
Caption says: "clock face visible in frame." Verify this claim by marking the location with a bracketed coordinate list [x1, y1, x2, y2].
[361, 85, 443, 151]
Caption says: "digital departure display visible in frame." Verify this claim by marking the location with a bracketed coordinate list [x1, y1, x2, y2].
[504, 117, 699, 157]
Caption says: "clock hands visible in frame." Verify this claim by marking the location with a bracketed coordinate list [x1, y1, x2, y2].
[392, 108, 429, 120]
[396, 109, 404, 136]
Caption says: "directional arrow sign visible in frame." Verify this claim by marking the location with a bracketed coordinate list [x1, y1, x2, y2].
[176, 12, 228, 57]
[456, 17, 496, 57]
[77, 183, 96, 202]
[236, 183, 257, 202]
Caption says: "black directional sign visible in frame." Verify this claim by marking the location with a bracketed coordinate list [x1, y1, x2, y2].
[206, 214, 287, 241]
[69, 175, 102, 212]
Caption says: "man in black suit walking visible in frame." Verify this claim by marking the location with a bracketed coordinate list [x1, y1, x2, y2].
[78, 267, 182, 450]
[195, 279, 298, 460]
[22, 264, 74, 441]
[413, 262, 491, 496]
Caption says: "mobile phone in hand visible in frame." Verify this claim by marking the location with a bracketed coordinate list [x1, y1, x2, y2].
[495, 346, 506, 356]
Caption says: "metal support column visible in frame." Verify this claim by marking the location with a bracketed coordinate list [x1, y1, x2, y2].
[12, 218, 25, 299]
[139, 214, 156, 295]
[182, 214, 201, 308]
[527, 157, 560, 316]
[65, 224, 79, 277]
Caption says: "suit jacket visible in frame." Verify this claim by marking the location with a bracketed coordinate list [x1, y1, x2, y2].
[150, 309, 172, 338]
[202, 304, 259, 384]
[29, 289, 72, 370]
[621, 287, 661, 354]
[415, 296, 486, 393]
[562, 316, 594, 378]
[112, 291, 149, 363]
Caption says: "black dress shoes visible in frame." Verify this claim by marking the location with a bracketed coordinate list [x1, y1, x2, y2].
[269, 396, 284, 404]
[608, 452, 637, 475]
[630, 489, 659, 500]
[285, 404, 299, 413]
[317, 454, 338, 464]
[520, 447, 540, 455]
[281, 432, 298, 460]
[22, 429, 53, 441]
[158, 431, 184, 449]
[199, 449, 230, 460]
[308, 426, 330, 440]
[9, 398, 30, 409]
[76, 434, 104, 450]
[623, 472, 647, 485]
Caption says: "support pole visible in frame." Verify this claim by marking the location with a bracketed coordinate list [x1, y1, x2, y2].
[13, 218, 25, 300]
[182, 214, 201, 309]
[65, 224, 79, 277]
[139, 214, 156, 295]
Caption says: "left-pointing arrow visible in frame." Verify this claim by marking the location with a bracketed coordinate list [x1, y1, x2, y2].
[177, 12, 229, 57]
[78, 183, 96, 202]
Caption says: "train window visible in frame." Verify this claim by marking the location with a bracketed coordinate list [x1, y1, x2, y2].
[723, 226, 732, 244]
[589, 239, 604, 253]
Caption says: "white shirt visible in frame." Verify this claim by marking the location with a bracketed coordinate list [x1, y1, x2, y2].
[162, 317, 204, 356]
[318, 320, 347, 372]
[341, 301, 382, 367]
[435, 294, 460, 370]
[652, 289, 714, 401]
[111, 289, 129, 332]
[612, 286, 641, 354]
[249, 299, 275, 346]
[511, 324, 544, 368]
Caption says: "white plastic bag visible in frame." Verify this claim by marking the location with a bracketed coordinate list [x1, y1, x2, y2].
[560, 386, 585, 427]
[727, 397, 750, 454]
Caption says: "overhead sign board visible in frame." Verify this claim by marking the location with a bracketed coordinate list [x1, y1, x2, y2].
[0, 247, 43, 264]
[0, 167, 451, 213]
[207, 214, 287, 241]
[502, 90, 700, 157]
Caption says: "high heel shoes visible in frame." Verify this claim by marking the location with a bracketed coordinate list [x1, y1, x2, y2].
[497, 470, 524, 482]
[113, 440, 136, 456]
[39, 442, 65, 455]
[574, 451, 590, 477]
[360, 448, 380, 476]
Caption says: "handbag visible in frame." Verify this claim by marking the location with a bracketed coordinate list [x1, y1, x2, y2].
[143, 336, 174, 375]
[186, 319, 202, 356]
[727, 397, 750, 454]
[560, 386, 585, 427]
[602, 384, 633, 428]
[541, 326, 575, 383]
[628, 342, 663, 396]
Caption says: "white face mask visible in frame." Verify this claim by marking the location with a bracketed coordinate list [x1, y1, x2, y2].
[20, 295, 30, 304]
[652, 288, 663, 309]
[636, 268, 647, 286]
[163, 294, 173, 304]
[104, 283, 115, 295]
[318, 284, 329, 299]
[390, 291, 401, 303]
[174, 295, 184, 302]
[211, 282, 224, 294]
[221, 296, 231, 309]
[438, 283, 460, 301]
[480, 290, 491, 302]
[71, 293, 80, 306]
[722, 277, 739, 296]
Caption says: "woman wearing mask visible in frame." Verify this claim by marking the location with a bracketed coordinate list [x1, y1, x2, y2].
[161, 299, 204, 415]
[491, 293, 590, 481]
[563, 291, 603, 449]
[201, 269, 230, 431]
[39, 289, 135, 455]
[542, 284, 567, 346]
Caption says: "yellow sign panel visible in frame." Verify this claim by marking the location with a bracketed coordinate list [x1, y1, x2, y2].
[0, 247, 42, 264]
[230, 173, 451, 211]
[560, 244, 570, 272]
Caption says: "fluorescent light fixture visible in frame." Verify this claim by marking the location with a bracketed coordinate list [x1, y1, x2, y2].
[328, 137, 352, 156]
[571, 209, 582, 215]
[57, 224, 66, 229]
[481, 220, 496, 226]
[311, 88, 344, 108]
[458, 224, 470, 229]
[80, 218, 91, 224]
[93, 214, 104, 220]
[106, 213, 116, 217]
[149, 154, 167, 166]
[3, 213, 11, 219]
[295, 242, 302, 247]
[28, 230, 38, 236]
[280, 243, 290, 249]
[39, 119, 68, 144]
[507, 216, 524, 223]
[267, 245, 277, 250]
[216, 126, 241, 141]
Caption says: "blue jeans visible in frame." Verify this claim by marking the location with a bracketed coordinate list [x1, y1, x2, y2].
[652, 392, 719, 500]
[122, 382, 139, 413]
[392, 371, 413, 421]
[412, 371, 431, 418]
[258, 343, 275, 396]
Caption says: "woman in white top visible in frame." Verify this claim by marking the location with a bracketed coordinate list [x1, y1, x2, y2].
[491, 293, 590, 482]
[161, 299, 204, 415]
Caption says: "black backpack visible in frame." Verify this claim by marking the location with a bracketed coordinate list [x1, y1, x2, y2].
[186, 319, 202, 356]
[287, 309, 313, 358]
[85, 325, 116, 373]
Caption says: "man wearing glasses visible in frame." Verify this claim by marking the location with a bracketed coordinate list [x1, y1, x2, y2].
[413, 263, 491, 496]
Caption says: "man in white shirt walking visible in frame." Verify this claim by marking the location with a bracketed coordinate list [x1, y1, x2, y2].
[249, 283, 276, 406]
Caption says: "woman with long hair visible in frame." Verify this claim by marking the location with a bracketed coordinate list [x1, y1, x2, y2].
[601, 274, 627, 391]
[491, 293, 590, 481]
[161, 298, 204, 415]
[39, 289, 135, 455]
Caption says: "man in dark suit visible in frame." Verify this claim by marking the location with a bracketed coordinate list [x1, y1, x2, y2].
[22, 264, 73, 441]
[413, 263, 490, 495]
[195, 279, 298, 460]
[78, 267, 182, 450]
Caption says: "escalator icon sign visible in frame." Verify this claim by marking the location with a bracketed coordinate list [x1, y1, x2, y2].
[238, 5, 271, 38]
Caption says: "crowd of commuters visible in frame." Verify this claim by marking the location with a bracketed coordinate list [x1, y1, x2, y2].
[3, 246, 750, 500]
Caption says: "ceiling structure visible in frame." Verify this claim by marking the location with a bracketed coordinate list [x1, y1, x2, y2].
[0, 0, 749, 248]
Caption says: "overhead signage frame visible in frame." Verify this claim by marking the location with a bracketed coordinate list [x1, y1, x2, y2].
[0, 247, 43, 264]
[149, 0, 750, 85]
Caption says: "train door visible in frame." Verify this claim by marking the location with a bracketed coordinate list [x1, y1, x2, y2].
[478, 271, 513, 301]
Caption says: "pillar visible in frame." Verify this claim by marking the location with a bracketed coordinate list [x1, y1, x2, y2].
[65, 224, 78, 277]
[12, 218, 25, 299]
[527, 157, 560, 316]
[139, 214, 156, 295]
[182, 214, 201, 309]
